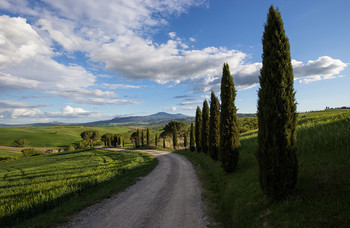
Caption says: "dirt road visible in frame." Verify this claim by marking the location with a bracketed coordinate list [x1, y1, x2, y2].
[61, 150, 208, 228]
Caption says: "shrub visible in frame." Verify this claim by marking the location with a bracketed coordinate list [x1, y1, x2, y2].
[14, 138, 30, 147]
[65, 144, 75, 152]
[21, 148, 43, 157]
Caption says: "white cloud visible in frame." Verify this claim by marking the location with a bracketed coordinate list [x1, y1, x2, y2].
[292, 56, 347, 83]
[0, 72, 40, 91]
[62, 105, 89, 116]
[102, 83, 141, 89]
[169, 32, 176, 39]
[49, 88, 117, 99]
[11, 108, 42, 118]
[0, 15, 50, 69]
[72, 97, 142, 106]
[0, 15, 96, 92]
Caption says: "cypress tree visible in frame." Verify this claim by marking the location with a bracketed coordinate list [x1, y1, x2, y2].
[190, 122, 195, 152]
[257, 5, 298, 200]
[209, 91, 220, 160]
[155, 133, 158, 146]
[173, 126, 177, 149]
[141, 131, 144, 147]
[195, 106, 202, 152]
[163, 137, 166, 148]
[146, 128, 150, 146]
[201, 100, 209, 154]
[184, 133, 187, 149]
[220, 63, 240, 172]
[136, 129, 140, 148]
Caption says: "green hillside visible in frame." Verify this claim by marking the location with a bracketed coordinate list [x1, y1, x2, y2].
[177, 109, 350, 227]
[0, 125, 131, 147]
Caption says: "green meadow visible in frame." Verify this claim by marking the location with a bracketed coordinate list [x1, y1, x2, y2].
[177, 109, 350, 227]
[0, 125, 131, 147]
[0, 149, 157, 227]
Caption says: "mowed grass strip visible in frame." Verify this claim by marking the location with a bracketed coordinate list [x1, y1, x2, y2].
[176, 109, 350, 227]
[0, 149, 157, 227]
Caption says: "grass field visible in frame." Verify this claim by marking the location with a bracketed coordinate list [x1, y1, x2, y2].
[0, 149, 157, 227]
[176, 109, 350, 227]
[0, 150, 22, 162]
[0, 125, 131, 147]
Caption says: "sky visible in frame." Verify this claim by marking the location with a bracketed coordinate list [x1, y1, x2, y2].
[0, 0, 349, 124]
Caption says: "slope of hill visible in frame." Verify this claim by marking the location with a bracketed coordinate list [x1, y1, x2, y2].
[87, 112, 195, 126]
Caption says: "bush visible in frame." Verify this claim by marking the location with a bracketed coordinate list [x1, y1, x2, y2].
[21, 148, 43, 157]
[65, 144, 75, 152]
[14, 138, 30, 147]
[75, 140, 90, 149]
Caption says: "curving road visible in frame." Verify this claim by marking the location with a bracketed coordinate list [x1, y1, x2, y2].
[61, 150, 208, 228]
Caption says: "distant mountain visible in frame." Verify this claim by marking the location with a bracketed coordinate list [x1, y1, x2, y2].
[0, 112, 256, 127]
[87, 112, 194, 126]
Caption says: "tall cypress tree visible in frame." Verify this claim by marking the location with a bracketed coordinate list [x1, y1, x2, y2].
[190, 122, 195, 152]
[146, 128, 150, 146]
[173, 125, 177, 149]
[257, 5, 298, 200]
[136, 129, 140, 148]
[195, 106, 202, 152]
[141, 130, 144, 147]
[220, 63, 240, 172]
[155, 133, 158, 146]
[201, 100, 210, 154]
[184, 133, 187, 149]
[209, 91, 220, 160]
[163, 137, 166, 148]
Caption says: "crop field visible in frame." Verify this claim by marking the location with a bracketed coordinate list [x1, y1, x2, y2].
[0, 125, 131, 147]
[177, 109, 350, 227]
[0, 149, 157, 227]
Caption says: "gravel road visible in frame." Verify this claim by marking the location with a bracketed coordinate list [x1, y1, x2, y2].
[60, 150, 208, 228]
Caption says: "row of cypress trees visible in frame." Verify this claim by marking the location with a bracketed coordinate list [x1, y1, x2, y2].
[192, 5, 298, 200]
[194, 63, 240, 172]
[135, 128, 152, 148]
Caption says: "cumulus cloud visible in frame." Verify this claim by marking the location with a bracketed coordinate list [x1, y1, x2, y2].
[0, 15, 96, 92]
[292, 56, 347, 83]
[0, 15, 50, 68]
[190, 56, 347, 93]
[11, 108, 42, 118]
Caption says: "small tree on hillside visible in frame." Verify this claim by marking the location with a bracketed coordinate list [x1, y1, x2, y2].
[163, 136, 166, 148]
[190, 122, 195, 152]
[173, 125, 177, 149]
[195, 106, 202, 152]
[220, 63, 240, 173]
[201, 100, 209, 154]
[257, 5, 298, 200]
[209, 91, 220, 160]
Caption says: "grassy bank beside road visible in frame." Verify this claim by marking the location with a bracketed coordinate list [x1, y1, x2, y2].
[177, 109, 350, 227]
[0, 149, 157, 227]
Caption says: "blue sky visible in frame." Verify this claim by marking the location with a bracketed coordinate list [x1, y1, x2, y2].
[0, 0, 349, 124]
